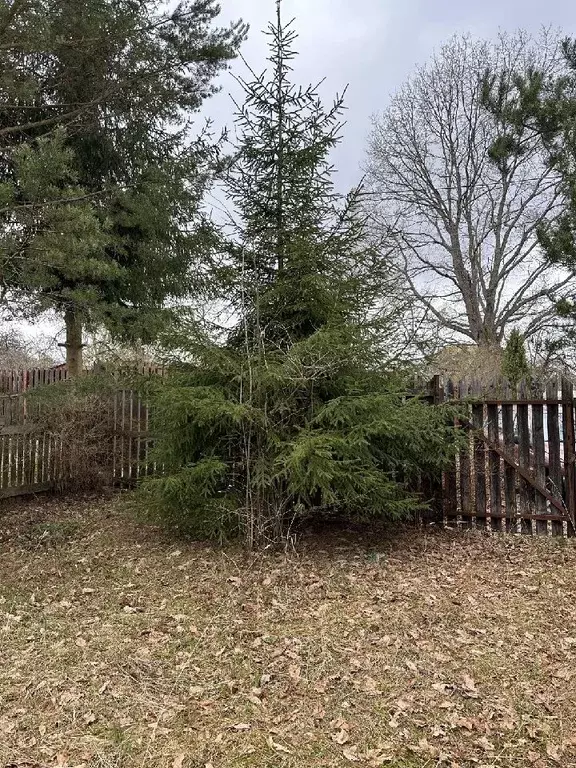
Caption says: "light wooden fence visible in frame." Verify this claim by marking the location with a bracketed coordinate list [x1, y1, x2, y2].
[0, 366, 159, 498]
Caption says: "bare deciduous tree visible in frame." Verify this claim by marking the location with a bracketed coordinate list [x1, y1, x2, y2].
[365, 31, 573, 348]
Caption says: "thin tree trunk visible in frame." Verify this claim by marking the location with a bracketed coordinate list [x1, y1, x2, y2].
[64, 307, 83, 377]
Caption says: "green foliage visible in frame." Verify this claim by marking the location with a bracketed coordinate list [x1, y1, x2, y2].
[140, 350, 460, 542]
[502, 329, 530, 385]
[483, 39, 576, 327]
[0, 0, 246, 344]
[139, 4, 461, 545]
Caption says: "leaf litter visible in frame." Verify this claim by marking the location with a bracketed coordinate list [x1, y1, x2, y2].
[0, 494, 575, 766]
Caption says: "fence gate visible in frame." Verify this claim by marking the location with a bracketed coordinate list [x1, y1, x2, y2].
[435, 376, 576, 536]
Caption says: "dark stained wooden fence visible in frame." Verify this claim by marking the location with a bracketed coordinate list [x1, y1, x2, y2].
[432, 375, 576, 537]
[0, 366, 159, 498]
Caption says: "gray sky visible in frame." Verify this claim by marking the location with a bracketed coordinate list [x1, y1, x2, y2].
[207, 0, 576, 191]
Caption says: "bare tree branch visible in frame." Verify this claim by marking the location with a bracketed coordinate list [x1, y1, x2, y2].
[365, 30, 573, 347]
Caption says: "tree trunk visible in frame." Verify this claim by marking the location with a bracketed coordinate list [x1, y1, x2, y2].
[64, 307, 83, 377]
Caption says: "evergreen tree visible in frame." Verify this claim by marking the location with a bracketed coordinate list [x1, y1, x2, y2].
[482, 39, 576, 326]
[140, 2, 461, 546]
[502, 328, 530, 385]
[0, 0, 246, 374]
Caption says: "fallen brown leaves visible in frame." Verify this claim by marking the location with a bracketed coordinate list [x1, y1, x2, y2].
[0, 495, 575, 767]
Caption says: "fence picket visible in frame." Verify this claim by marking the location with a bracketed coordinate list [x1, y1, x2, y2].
[472, 380, 487, 529]
[487, 391, 502, 531]
[531, 381, 547, 534]
[459, 380, 472, 522]
[439, 379, 457, 525]
[562, 378, 576, 527]
[546, 379, 563, 535]
[517, 380, 532, 533]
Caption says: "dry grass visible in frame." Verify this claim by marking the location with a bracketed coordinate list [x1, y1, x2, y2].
[1, 497, 576, 768]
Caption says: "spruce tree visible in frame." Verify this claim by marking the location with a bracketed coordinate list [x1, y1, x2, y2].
[0, 0, 246, 374]
[502, 328, 530, 385]
[140, 2, 460, 546]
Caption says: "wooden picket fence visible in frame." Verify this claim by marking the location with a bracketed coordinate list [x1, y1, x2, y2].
[1, 366, 575, 538]
[431, 375, 576, 537]
[0, 366, 159, 498]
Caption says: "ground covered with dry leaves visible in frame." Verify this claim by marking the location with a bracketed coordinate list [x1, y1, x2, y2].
[1, 496, 576, 768]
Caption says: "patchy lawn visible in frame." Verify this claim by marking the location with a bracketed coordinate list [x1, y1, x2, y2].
[1, 497, 576, 768]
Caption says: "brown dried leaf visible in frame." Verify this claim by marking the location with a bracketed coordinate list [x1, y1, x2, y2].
[476, 736, 495, 751]
[288, 664, 301, 682]
[333, 729, 350, 745]
[172, 754, 186, 768]
[232, 723, 251, 731]
[342, 745, 360, 762]
[266, 735, 292, 754]
[362, 676, 382, 695]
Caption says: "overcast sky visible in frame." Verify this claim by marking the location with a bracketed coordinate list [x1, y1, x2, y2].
[207, 0, 576, 191]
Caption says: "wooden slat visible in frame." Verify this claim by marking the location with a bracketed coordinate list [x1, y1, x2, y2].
[517, 380, 532, 529]
[471, 380, 486, 527]
[113, 390, 118, 479]
[502, 382, 517, 530]
[562, 378, 576, 525]
[2, 435, 14, 488]
[547, 378, 563, 535]
[0, 434, 8, 492]
[15, 433, 22, 488]
[487, 395, 502, 531]
[531, 381, 547, 533]
[128, 388, 134, 480]
[38, 431, 45, 485]
[441, 379, 457, 524]
[121, 388, 126, 480]
[459, 380, 472, 521]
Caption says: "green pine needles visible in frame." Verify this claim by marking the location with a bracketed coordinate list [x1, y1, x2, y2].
[502, 329, 531, 385]
[139, 2, 461, 546]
